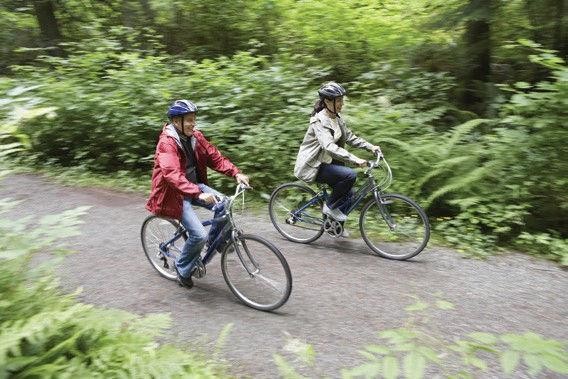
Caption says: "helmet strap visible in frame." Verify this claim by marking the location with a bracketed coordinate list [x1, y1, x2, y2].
[323, 98, 339, 117]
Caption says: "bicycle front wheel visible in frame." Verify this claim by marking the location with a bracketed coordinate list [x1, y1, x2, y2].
[221, 234, 292, 311]
[269, 183, 324, 243]
[359, 194, 430, 260]
[141, 215, 186, 280]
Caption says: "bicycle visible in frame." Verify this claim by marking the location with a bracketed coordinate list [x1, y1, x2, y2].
[141, 184, 292, 311]
[269, 153, 430, 260]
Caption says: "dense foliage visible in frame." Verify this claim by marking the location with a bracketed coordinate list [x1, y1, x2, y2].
[0, 0, 566, 263]
[0, 198, 228, 378]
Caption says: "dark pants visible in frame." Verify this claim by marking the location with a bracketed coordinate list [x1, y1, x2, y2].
[315, 162, 356, 211]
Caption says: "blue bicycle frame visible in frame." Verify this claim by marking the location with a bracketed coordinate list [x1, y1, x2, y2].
[291, 154, 392, 226]
[159, 205, 232, 267]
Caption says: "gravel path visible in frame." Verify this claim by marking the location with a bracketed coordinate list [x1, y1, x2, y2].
[2, 174, 567, 378]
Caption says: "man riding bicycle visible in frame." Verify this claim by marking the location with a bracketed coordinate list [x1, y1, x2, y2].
[146, 99, 250, 288]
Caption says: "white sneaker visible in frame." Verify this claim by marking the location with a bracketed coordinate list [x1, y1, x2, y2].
[340, 227, 350, 238]
[323, 203, 347, 221]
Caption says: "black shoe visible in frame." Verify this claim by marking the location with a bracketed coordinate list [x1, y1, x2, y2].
[174, 264, 193, 288]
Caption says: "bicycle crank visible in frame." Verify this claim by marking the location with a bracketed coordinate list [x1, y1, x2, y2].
[157, 245, 170, 269]
[192, 260, 207, 279]
[323, 216, 343, 238]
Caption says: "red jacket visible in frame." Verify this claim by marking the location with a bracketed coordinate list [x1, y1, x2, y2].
[146, 124, 240, 219]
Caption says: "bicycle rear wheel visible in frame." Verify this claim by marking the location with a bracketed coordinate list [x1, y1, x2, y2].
[221, 234, 292, 311]
[141, 215, 186, 280]
[269, 183, 324, 243]
[359, 194, 430, 260]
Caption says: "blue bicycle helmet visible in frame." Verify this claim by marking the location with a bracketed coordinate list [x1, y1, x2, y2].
[167, 99, 198, 119]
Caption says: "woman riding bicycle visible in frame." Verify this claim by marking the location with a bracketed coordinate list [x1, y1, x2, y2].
[294, 82, 382, 226]
[146, 99, 250, 288]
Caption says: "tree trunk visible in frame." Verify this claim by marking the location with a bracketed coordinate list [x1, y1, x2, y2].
[552, 0, 568, 61]
[525, 0, 564, 80]
[463, 0, 492, 115]
[33, 0, 62, 55]
[139, 0, 155, 24]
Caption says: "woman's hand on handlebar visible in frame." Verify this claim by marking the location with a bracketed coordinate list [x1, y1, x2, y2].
[355, 158, 368, 168]
[371, 145, 383, 157]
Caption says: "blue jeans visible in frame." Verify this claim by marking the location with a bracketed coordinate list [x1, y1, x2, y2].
[315, 162, 356, 212]
[175, 183, 226, 278]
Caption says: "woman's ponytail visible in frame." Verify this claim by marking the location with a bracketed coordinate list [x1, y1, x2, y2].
[311, 98, 325, 116]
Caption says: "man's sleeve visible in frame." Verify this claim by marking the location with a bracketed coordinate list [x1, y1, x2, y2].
[201, 136, 240, 177]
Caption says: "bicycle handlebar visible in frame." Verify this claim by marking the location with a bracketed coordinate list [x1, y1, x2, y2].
[363, 151, 393, 191]
[211, 183, 252, 213]
[364, 151, 384, 173]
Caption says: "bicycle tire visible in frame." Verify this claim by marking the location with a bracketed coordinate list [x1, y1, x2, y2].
[141, 215, 186, 280]
[268, 182, 324, 243]
[221, 234, 292, 311]
[359, 194, 430, 260]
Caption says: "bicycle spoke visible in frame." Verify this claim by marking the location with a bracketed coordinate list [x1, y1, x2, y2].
[142, 216, 183, 280]
[360, 195, 429, 260]
[222, 235, 291, 311]
[269, 183, 324, 243]
[252, 272, 285, 295]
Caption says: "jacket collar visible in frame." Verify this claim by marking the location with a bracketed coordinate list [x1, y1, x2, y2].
[312, 110, 344, 130]
[164, 123, 196, 149]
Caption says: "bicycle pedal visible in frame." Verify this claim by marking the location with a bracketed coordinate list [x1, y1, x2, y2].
[285, 216, 296, 225]
[323, 218, 343, 238]
[192, 260, 207, 279]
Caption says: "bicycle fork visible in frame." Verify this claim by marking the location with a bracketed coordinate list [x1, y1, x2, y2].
[374, 191, 397, 230]
[230, 230, 261, 277]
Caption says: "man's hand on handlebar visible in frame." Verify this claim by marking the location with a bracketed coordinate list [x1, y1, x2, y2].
[235, 173, 250, 188]
[198, 192, 218, 205]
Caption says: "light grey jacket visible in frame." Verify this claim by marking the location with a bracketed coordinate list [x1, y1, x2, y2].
[294, 111, 374, 182]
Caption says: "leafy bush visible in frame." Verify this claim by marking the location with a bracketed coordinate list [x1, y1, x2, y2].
[0, 200, 228, 378]
[274, 296, 568, 378]
[2, 34, 567, 262]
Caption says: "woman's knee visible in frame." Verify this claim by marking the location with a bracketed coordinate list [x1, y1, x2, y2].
[341, 167, 357, 183]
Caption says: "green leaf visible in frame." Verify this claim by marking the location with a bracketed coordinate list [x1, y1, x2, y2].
[513, 81, 531, 89]
[383, 356, 399, 379]
[417, 347, 441, 364]
[435, 300, 455, 310]
[500, 350, 520, 374]
[511, 94, 530, 106]
[404, 352, 426, 379]
[214, 323, 234, 355]
[365, 345, 390, 355]
[523, 354, 543, 376]
[468, 332, 497, 344]
[273, 354, 307, 379]
[405, 300, 429, 312]
[541, 353, 568, 374]
[283, 338, 316, 366]
[342, 362, 382, 379]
